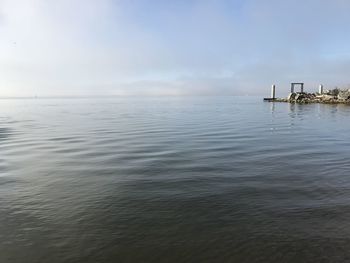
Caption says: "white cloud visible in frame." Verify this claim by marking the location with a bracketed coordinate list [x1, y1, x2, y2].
[0, 0, 350, 96]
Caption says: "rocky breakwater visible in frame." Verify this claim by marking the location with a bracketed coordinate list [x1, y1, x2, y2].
[275, 88, 350, 104]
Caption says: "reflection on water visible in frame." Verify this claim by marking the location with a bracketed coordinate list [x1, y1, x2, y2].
[0, 127, 12, 141]
[1, 97, 350, 263]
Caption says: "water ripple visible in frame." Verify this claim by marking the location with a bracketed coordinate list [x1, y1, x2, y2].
[1, 97, 350, 262]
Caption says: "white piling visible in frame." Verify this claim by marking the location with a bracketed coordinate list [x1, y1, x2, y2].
[319, 84, 323, 94]
[271, 84, 276, 99]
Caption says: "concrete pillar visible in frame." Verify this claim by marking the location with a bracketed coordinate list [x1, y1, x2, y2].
[271, 84, 276, 99]
[319, 84, 323, 94]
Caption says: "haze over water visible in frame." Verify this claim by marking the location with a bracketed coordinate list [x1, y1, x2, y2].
[1, 97, 350, 262]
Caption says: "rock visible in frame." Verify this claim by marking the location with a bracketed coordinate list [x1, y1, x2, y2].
[320, 95, 335, 101]
[337, 90, 350, 101]
[295, 93, 304, 101]
[326, 88, 340, 96]
[287, 93, 296, 101]
[276, 88, 350, 104]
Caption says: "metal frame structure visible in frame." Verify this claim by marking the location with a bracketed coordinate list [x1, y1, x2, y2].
[291, 83, 304, 93]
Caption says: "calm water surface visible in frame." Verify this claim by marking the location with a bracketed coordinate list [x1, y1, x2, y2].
[1, 97, 350, 262]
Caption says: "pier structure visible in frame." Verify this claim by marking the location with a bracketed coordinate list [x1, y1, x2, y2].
[271, 84, 276, 99]
[319, 84, 323, 94]
[291, 83, 304, 93]
[263, 84, 276, 101]
[263, 83, 350, 104]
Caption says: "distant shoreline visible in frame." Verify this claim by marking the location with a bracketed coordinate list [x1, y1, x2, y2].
[266, 88, 350, 105]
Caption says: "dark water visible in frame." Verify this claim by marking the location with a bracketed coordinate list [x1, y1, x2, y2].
[1, 97, 350, 263]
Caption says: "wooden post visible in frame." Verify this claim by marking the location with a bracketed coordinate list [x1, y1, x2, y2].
[271, 84, 276, 99]
[291, 83, 294, 93]
[301, 83, 304, 93]
[319, 84, 323, 94]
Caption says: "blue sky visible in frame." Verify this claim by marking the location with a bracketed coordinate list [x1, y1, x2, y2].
[1, 0, 350, 96]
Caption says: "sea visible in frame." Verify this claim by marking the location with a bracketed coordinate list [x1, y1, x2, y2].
[1, 97, 350, 263]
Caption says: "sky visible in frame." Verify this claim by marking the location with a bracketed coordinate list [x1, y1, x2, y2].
[1, 0, 350, 97]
